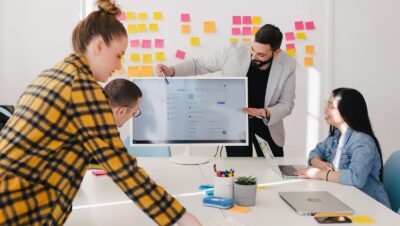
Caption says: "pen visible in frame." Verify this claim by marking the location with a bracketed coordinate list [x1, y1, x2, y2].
[161, 69, 169, 84]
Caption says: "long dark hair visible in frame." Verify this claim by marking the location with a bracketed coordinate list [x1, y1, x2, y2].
[329, 88, 383, 181]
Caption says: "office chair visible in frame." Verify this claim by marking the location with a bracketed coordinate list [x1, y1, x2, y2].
[383, 149, 400, 213]
[123, 136, 171, 157]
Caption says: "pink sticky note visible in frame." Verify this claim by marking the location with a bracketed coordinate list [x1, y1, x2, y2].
[305, 21, 315, 30]
[286, 43, 295, 49]
[142, 39, 151, 48]
[285, 32, 295, 41]
[175, 49, 186, 60]
[232, 27, 241, 35]
[242, 27, 252, 35]
[117, 11, 126, 21]
[92, 169, 106, 176]
[130, 39, 140, 48]
[181, 13, 190, 22]
[155, 39, 164, 48]
[232, 16, 241, 25]
[295, 21, 304, 30]
[242, 16, 252, 24]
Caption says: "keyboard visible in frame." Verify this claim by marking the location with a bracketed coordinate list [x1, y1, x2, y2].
[279, 165, 297, 176]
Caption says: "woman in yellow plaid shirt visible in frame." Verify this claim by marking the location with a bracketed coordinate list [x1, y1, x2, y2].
[0, 0, 201, 225]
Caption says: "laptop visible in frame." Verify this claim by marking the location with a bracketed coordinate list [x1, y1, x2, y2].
[279, 191, 354, 215]
[255, 134, 308, 179]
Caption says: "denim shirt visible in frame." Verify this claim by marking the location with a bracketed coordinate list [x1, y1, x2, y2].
[308, 128, 391, 208]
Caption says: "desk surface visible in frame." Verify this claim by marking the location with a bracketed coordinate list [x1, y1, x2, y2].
[65, 157, 399, 226]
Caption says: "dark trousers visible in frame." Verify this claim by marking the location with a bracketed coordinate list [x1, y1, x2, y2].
[226, 117, 284, 157]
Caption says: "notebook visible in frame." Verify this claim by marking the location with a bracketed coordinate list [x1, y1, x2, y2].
[279, 191, 354, 215]
[255, 134, 308, 179]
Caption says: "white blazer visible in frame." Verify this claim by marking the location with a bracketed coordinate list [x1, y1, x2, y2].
[173, 43, 296, 147]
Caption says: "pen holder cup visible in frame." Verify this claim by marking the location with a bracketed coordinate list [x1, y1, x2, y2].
[214, 176, 234, 199]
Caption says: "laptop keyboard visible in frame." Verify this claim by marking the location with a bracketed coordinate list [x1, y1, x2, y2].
[279, 165, 297, 176]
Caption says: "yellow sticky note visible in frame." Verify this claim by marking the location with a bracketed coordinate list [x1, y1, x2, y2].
[126, 12, 135, 20]
[256, 186, 266, 190]
[252, 16, 262, 24]
[127, 24, 137, 33]
[130, 53, 140, 62]
[204, 21, 216, 33]
[229, 38, 239, 43]
[138, 12, 148, 20]
[141, 66, 153, 76]
[296, 32, 307, 39]
[252, 26, 260, 35]
[137, 24, 147, 32]
[149, 23, 159, 32]
[242, 38, 252, 42]
[190, 37, 200, 46]
[142, 54, 153, 64]
[348, 216, 375, 224]
[305, 45, 315, 54]
[121, 56, 124, 64]
[181, 25, 191, 34]
[128, 66, 140, 76]
[304, 57, 314, 66]
[155, 52, 165, 61]
[228, 206, 252, 214]
[153, 12, 163, 20]
[286, 48, 296, 57]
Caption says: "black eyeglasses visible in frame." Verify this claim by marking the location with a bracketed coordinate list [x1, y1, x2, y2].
[133, 108, 142, 118]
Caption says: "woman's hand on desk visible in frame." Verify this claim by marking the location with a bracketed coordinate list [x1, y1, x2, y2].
[295, 168, 325, 180]
[177, 212, 202, 226]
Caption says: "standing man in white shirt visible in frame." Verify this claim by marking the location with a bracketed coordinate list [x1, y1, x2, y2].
[156, 24, 296, 157]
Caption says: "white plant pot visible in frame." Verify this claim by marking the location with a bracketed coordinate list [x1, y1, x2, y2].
[233, 183, 257, 206]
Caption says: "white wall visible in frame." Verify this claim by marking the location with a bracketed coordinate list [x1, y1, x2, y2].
[332, 0, 400, 161]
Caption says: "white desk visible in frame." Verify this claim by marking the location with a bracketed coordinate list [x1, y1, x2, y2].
[65, 158, 399, 226]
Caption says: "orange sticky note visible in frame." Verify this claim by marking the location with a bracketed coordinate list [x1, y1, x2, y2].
[149, 23, 159, 32]
[242, 38, 251, 42]
[138, 12, 148, 20]
[286, 48, 296, 57]
[252, 26, 260, 35]
[155, 52, 165, 61]
[137, 24, 147, 32]
[204, 21, 216, 33]
[348, 216, 375, 224]
[229, 38, 239, 43]
[130, 53, 140, 62]
[252, 16, 262, 24]
[153, 12, 163, 20]
[190, 37, 200, 46]
[228, 206, 252, 214]
[142, 54, 153, 64]
[126, 11, 135, 20]
[140, 66, 153, 76]
[181, 25, 191, 34]
[128, 66, 141, 76]
[127, 24, 137, 33]
[296, 32, 307, 39]
[304, 57, 314, 66]
[305, 45, 315, 54]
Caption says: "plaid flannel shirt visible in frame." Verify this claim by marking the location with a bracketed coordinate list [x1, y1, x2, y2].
[0, 53, 185, 226]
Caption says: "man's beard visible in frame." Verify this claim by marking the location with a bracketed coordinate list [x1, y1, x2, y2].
[251, 56, 273, 69]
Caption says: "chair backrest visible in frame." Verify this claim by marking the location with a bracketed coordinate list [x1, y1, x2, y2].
[383, 150, 400, 212]
[123, 136, 171, 157]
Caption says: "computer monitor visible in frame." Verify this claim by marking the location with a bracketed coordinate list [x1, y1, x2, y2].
[129, 77, 248, 164]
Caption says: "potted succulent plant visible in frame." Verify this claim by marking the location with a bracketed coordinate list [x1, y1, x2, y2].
[233, 176, 257, 206]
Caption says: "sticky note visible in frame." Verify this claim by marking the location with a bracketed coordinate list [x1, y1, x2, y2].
[181, 13, 190, 22]
[232, 16, 241, 25]
[130, 39, 140, 48]
[155, 39, 164, 48]
[142, 54, 153, 64]
[348, 216, 375, 224]
[242, 27, 252, 35]
[127, 24, 137, 33]
[128, 66, 140, 76]
[141, 39, 151, 48]
[126, 11, 135, 20]
[138, 12, 148, 20]
[287, 48, 296, 57]
[256, 186, 266, 190]
[149, 23, 159, 32]
[305, 45, 314, 54]
[305, 21, 315, 30]
[137, 24, 147, 32]
[181, 25, 191, 34]
[228, 206, 252, 214]
[285, 32, 295, 41]
[252, 26, 260, 35]
[204, 21, 216, 33]
[117, 12, 126, 21]
[242, 16, 252, 24]
[252, 16, 262, 25]
[153, 12, 163, 20]
[229, 38, 239, 43]
[190, 37, 200, 46]
[232, 27, 241, 36]
[175, 49, 186, 60]
[242, 38, 251, 42]
[130, 53, 140, 62]
[286, 43, 295, 49]
[141, 66, 153, 76]
[155, 52, 165, 61]
[295, 21, 304, 30]
[296, 32, 307, 39]
[304, 57, 314, 66]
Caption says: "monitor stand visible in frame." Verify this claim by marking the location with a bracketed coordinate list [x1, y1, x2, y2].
[169, 146, 209, 165]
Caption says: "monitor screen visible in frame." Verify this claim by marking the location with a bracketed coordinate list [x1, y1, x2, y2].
[130, 77, 248, 146]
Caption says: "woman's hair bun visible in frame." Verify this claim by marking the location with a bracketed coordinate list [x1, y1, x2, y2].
[96, 0, 121, 17]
